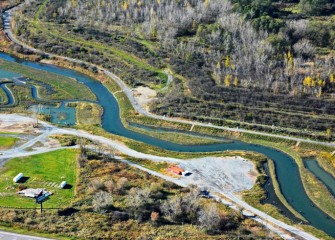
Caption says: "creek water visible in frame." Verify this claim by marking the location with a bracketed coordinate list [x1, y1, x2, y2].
[305, 159, 335, 196]
[0, 52, 335, 237]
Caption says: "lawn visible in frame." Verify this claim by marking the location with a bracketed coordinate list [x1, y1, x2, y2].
[0, 149, 78, 208]
[0, 136, 19, 150]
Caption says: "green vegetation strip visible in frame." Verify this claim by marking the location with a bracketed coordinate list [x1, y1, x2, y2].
[128, 126, 228, 145]
[123, 156, 168, 172]
[0, 86, 8, 104]
[267, 159, 306, 221]
[0, 149, 78, 208]
[0, 136, 19, 149]
[242, 175, 295, 225]
[0, 59, 96, 101]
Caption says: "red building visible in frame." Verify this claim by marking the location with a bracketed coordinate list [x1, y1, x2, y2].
[168, 166, 184, 175]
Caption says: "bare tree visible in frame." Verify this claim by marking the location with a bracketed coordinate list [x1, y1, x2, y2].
[116, 177, 129, 194]
[126, 187, 152, 219]
[104, 180, 115, 193]
[161, 186, 200, 223]
[198, 204, 221, 234]
[92, 191, 113, 212]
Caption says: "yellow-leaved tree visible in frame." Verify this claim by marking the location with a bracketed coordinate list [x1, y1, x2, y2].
[233, 76, 238, 87]
[224, 74, 232, 87]
[330, 74, 335, 84]
[303, 76, 313, 87]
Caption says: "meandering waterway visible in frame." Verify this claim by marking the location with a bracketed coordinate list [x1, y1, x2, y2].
[0, 52, 335, 237]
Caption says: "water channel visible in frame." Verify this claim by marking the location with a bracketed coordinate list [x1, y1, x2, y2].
[305, 159, 335, 196]
[0, 52, 335, 237]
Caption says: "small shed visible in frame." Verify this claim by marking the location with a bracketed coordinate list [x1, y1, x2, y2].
[168, 166, 184, 175]
[60, 181, 67, 189]
[13, 173, 23, 183]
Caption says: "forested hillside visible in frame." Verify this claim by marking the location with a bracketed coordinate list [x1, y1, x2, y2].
[11, 0, 335, 139]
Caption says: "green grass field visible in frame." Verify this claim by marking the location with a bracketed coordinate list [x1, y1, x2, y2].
[0, 149, 78, 208]
[0, 136, 19, 149]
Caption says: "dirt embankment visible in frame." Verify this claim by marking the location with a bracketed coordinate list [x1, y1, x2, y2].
[133, 86, 157, 110]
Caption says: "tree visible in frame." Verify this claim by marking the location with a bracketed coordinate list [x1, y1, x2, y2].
[224, 74, 232, 87]
[126, 187, 152, 220]
[303, 76, 313, 87]
[92, 191, 113, 212]
[161, 186, 200, 223]
[330, 74, 335, 84]
[326, 128, 332, 140]
[298, 0, 327, 15]
[225, 56, 230, 68]
[150, 211, 160, 226]
[104, 180, 115, 193]
[198, 204, 221, 234]
[161, 195, 183, 222]
[116, 177, 129, 194]
[233, 76, 239, 87]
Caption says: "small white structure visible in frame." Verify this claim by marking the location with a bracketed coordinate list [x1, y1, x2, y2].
[60, 181, 67, 189]
[13, 173, 23, 183]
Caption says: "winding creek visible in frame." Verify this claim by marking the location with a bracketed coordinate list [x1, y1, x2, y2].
[0, 52, 335, 237]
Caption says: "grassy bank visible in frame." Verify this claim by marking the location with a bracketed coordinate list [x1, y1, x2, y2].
[0, 59, 96, 101]
[242, 175, 296, 225]
[316, 152, 335, 178]
[0, 86, 8, 104]
[122, 156, 169, 173]
[127, 125, 230, 145]
[74, 125, 226, 159]
[267, 159, 306, 221]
